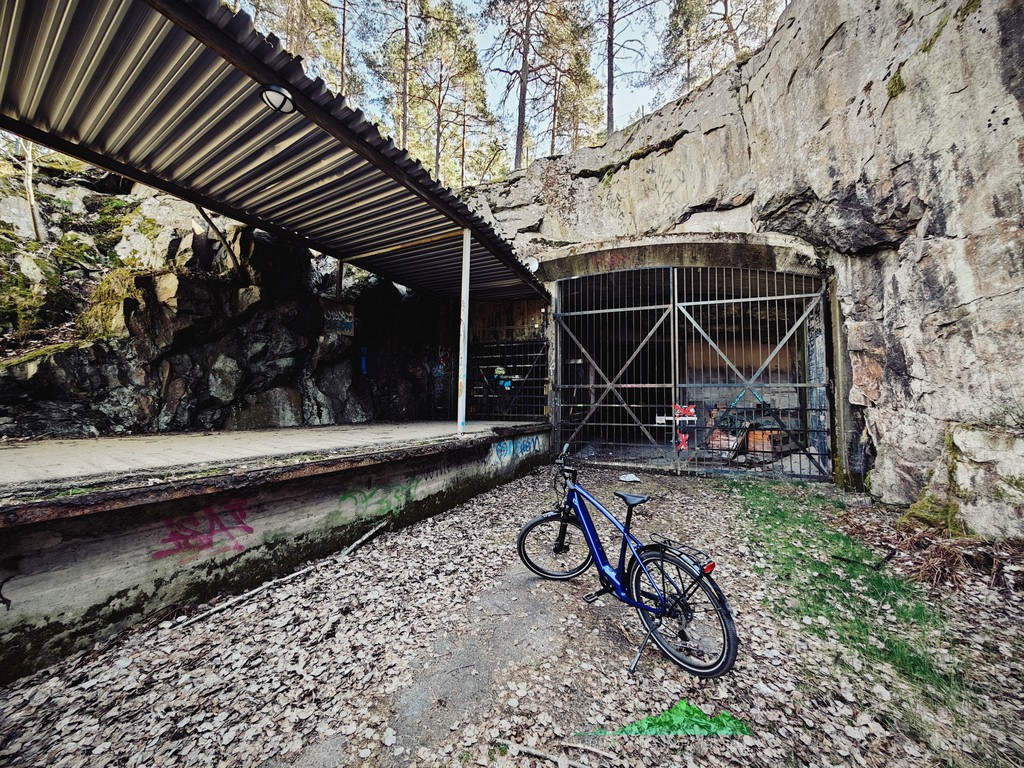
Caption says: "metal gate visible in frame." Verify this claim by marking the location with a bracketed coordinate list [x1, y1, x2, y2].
[555, 267, 830, 480]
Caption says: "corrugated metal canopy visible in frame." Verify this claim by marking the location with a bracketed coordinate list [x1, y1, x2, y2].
[0, 0, 546, 301]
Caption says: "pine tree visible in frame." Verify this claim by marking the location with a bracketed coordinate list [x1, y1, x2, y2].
[533, 1, 601, 156]
[595, 0, 660, 137]
[651, 0, 781, 96]
[485, 0, 600, 169]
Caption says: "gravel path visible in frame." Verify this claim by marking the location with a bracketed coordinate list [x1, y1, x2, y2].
[1, 468, 1021, 767]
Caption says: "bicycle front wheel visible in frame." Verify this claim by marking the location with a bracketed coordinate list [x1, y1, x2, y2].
[517, 511, 593, 580]
[627, 548, 738, 678]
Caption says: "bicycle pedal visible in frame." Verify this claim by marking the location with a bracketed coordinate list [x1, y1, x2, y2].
[583, 586, 612, 604]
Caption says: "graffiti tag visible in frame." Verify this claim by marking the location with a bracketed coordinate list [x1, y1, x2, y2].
[491, 435, 542, 465]
[152, 498, 254, 562]
[338, 479, 422, 519]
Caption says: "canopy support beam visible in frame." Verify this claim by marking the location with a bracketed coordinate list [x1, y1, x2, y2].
[457, 228, 471, 434]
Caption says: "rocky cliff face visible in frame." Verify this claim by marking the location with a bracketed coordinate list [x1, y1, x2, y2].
[469, 0, 1024, 529]
[0, 176, 456, 438]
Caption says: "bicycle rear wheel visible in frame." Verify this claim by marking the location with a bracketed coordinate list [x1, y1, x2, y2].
[517, 511, 593, 580]
[627, 548, 738, 678]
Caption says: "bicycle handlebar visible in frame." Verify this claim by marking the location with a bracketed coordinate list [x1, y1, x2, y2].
[554, 442, 577, 484]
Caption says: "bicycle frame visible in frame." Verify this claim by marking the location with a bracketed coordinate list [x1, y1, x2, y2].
[564, 480, 665, 614]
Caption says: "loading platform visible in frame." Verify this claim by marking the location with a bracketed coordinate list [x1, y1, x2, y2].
[0, 421, 550, 683]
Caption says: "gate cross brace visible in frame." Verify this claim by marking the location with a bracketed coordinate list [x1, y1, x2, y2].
[677, 294, 828, 477]
[556, 308, 674, 456]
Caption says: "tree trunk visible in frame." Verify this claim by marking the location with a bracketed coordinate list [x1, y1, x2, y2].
[339, 0, 348, 95]
[434, 75, 443, 183]
[402, 0, 411, 148]
[22, 141, 44, 243]
[514, 2, 532, 169]
[606, 0, 614, 137]
[722, 0, 742, 53]
[460, 107, 467, 188]
[549, 72, 559, 157]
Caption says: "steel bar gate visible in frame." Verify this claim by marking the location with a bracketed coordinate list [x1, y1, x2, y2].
[468, 300, 550, 422]
[555, 267, 830, 480]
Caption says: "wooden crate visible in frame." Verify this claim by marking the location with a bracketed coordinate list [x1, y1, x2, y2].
[747, 429, 779, 455]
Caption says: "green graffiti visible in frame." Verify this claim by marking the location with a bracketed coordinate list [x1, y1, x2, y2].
[592, 699, 751, 737]
[338, 478, 422, 519]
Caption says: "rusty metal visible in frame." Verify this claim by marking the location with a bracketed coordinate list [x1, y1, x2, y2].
[555, 266, 831, 480]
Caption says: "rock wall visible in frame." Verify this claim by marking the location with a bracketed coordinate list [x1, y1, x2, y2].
[0, 181, 459, 437]
[469, 0, 1024, 517]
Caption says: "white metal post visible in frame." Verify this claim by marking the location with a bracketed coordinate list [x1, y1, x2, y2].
[457, 228, 471, 434]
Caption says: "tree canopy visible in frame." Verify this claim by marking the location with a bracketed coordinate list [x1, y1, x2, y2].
[237, 0, 785, 181]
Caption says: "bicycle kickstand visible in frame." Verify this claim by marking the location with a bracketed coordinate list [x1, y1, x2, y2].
[629, 626, 656, 676]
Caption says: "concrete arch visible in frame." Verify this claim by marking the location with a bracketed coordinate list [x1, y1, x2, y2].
[532, 232, 822, 283]
[535, 232, 848, 484]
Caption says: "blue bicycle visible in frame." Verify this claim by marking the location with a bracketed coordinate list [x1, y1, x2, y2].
[516, 445, 739, 677]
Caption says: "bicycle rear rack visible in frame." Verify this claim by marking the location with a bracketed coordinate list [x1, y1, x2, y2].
[649, 533, 713, 572]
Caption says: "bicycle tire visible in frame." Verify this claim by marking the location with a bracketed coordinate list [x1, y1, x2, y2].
[626, 547, 738, 678]
[516, 511, 594, 580]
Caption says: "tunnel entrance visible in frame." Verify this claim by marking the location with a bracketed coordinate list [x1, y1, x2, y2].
[555, 266, 830, 480]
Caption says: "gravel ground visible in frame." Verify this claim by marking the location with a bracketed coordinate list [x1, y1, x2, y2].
[1, 467, 1022, 768]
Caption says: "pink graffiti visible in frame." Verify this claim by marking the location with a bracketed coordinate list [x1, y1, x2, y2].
[152, 498, 254, 562]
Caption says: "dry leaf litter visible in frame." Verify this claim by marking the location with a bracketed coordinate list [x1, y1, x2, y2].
[1, 469, 1022, 768]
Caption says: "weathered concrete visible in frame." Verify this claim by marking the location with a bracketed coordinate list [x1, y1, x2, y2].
[0, 422, 550, 683]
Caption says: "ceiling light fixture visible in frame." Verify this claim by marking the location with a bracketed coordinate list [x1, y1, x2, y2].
[260, 84, 295, 114]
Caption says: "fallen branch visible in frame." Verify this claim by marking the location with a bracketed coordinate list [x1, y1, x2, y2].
[494, 739, 590, 768]
[832, 548, 897, 571]
[556, 741, 619, 761]
[177, 519, 389, 630]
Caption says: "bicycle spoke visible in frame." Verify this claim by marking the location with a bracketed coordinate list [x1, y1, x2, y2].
[628, 549, 738, 677]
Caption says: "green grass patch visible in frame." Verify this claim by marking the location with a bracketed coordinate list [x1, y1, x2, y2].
[61, 486, 102, 497]
[727, 480, 962, 699]
[601, 700, 751, 737]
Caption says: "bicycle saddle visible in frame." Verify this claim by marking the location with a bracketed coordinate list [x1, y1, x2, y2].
[614, 491, 649, 507]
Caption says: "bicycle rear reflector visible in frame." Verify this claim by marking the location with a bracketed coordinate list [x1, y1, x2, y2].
[703, 562, 716, 574]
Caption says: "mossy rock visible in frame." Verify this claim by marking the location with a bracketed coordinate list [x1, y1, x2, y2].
[77, 267, 147, 340]
[0, 248, 76, 334]
[80, 195, 140, 260]
[899, 492, 967, 536]
[0, 341, 81, 370]
[52, 232, 102, 270]
[887, 68, 906, 100]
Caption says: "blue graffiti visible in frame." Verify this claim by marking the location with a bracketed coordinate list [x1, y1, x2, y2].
[493, 435, 542, 464]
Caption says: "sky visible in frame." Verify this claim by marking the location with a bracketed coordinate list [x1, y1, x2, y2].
[472, 1, 670, 144]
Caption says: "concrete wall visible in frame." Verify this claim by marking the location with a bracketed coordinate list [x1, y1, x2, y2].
[0, 427, 549, 683]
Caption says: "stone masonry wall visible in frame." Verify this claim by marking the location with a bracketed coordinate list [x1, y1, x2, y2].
[469, 0, 1024, 520]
